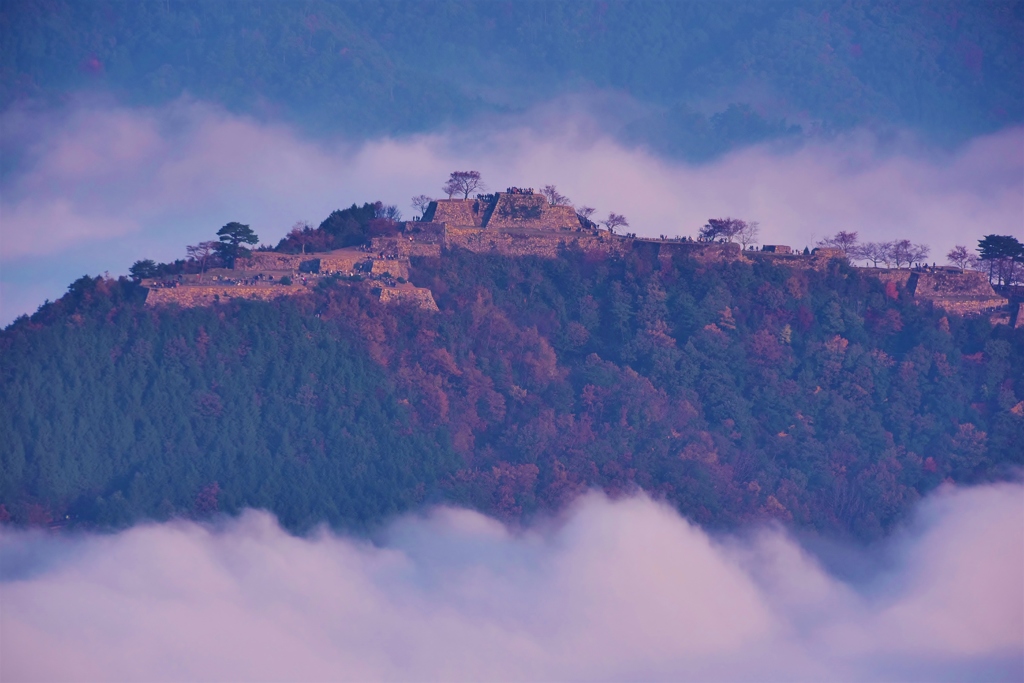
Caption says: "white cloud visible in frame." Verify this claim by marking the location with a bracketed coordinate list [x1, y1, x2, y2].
[1, 97, 1022, 324]
[1, 484, 1021, 682]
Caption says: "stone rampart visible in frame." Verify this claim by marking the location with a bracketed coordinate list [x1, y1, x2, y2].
[236, 252, 306, 272]
[444, 226, 627, 258]
[402, 222, 446, 242]
[656, 241, 744, 264]
[317, 251, 369, 274]
[145, 284, 304, 307]
[371, 236, 442, 258]
[910, 270, 1007, 313]
[865, 268, 1008, 315]
[370, 259, 410, 279]
[485, 194, 578, 231]
[873, 270, 915, 288]
[378, 286, 439, 311]
[425, 199, 487, 227]
[914, 270, 996, 299]
[238, 249, 405, 276]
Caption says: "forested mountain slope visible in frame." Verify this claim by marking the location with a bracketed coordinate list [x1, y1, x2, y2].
[3, 249, 1022, 538]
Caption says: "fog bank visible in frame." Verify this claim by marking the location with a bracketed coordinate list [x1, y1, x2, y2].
[2, 484, 1021, 682]
[2, 97, 1022, 324]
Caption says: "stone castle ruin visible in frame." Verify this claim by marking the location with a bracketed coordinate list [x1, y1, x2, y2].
[144, 246, 436, 311]
[422, 191, 583, 232]
[873, 267, 1009, 317]
[142, 183, 1017, 325]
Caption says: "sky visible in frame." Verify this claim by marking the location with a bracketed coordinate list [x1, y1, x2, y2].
[2, 95, 1022, 326]
[2, 483, 1022, 682]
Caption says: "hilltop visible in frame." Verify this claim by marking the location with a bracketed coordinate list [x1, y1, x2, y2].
[3, 202, 1022, 537]
[134, 189, 1020, 329]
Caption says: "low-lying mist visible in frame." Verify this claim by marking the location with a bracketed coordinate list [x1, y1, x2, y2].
[1, 483, 1021, 682]
[2, 96, 1022, 325]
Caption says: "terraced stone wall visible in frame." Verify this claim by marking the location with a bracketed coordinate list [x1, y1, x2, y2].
[145, 284, 304, 307]
[485, 194, 580, 231]
[371, 236, 442, 258]
[444, 226, 627, 258]
[318, 251, 367, 273]
[656, 241, 744, 264]
[868, 268, 1008, 315]
[377, 286, 439, 311]
[425, 199, 487, 227]
[369, 260, 410, 279]
[914, 270, 997, 299]
[236, 252, 305, 271]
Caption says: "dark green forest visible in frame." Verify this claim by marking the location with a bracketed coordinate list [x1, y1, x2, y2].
[3, 249, 1022, 538]
[2, 0, 1021, 159]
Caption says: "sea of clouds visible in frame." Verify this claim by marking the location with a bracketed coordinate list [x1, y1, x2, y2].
[1, 95, 1022, 325]
[1, 483, 1021, 682]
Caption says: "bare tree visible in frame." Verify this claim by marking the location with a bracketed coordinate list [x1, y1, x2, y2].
[699, 217, 747, 242]
[817, 230, 859, 254]
[186, 240, 218, 280]
[859, 241, 889, 268]
[602, 213, 629, 234]
[574, 206, 595, 229]
[947, 245, 971, 270]
[884, 239, 930, 269]
[375, 203, 403, 222]
[909, 243, 930, 267]
[890, 239, 910, 268]
[443, 171, 484, 199]
[411, 195, 432, 220]
[541, 184, 571, 206]
[736, 220, 760, 249]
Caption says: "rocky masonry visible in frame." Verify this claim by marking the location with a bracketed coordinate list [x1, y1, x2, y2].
[870, 269, 1009, 314]
[423, 199, 488, 227]
[377, 285, 439, 311]
[912, 269, 1008, 315]
[146, 189, 1016, 324]
[485, 195, 579, 231]
[237, 249, 372, 274]
[423, 193, 582, 232]
[145, 284, 305, 307]
[444, 226, 627, 258]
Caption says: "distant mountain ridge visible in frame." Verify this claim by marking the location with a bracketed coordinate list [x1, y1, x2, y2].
[4, 0, 1021, 157]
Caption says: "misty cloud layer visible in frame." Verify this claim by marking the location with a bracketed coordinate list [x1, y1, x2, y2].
[2, 96, 1022, 324]
[2, 484, 1021, 682]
